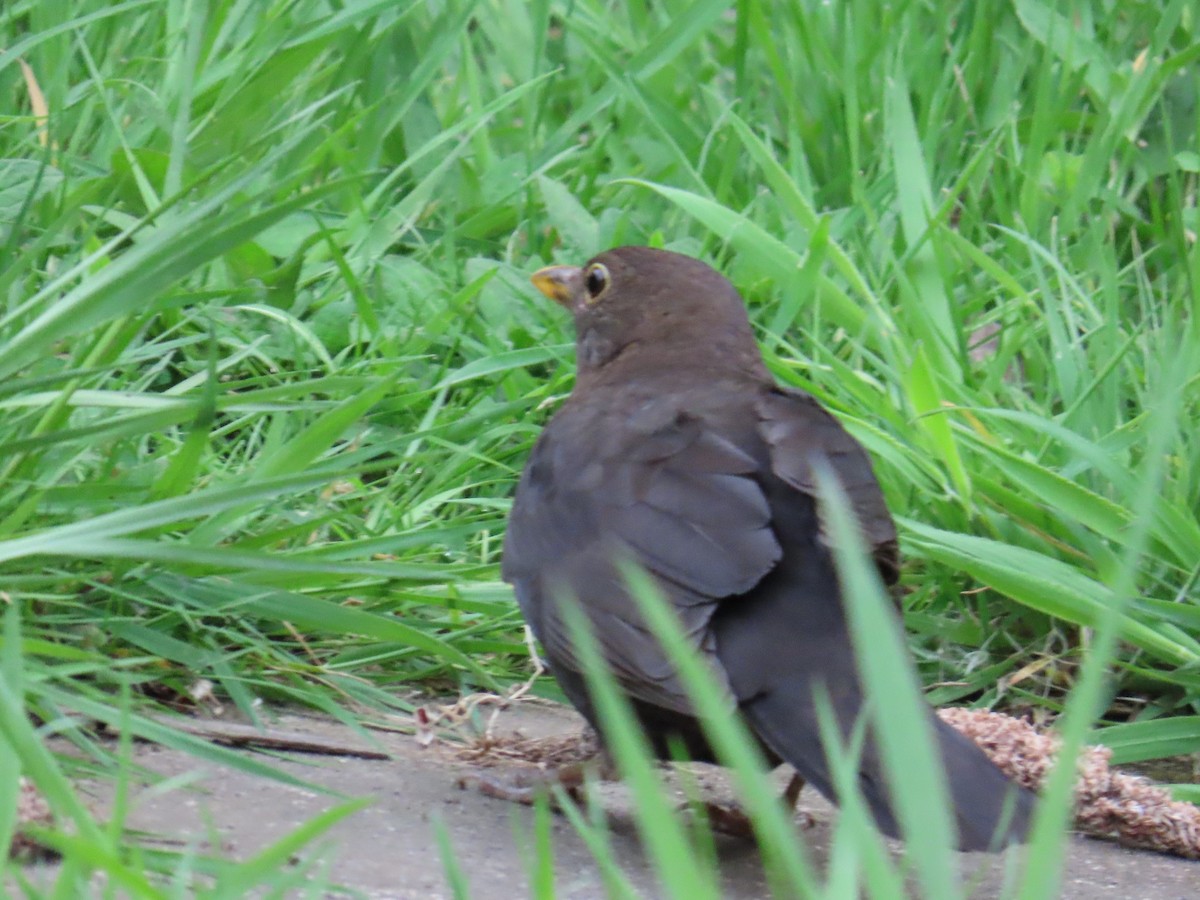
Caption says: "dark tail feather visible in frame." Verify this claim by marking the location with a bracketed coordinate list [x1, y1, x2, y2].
[741, 690, 1035, 851]
[930, 714, 1035, 849]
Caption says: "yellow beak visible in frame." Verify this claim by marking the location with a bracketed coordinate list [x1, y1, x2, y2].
[530, 265, 583, 308]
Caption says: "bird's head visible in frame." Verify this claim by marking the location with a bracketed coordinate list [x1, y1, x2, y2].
[530, 246, 763, 378]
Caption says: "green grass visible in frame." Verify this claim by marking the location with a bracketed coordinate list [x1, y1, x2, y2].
[2, 0, 1199, 894]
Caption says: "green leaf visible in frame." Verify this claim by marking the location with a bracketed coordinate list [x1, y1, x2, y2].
[1093, 717, 1200, 765]
[621, 179, 869, 337]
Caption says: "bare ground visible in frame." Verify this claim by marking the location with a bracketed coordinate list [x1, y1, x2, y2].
[21, 702, 1200, 898]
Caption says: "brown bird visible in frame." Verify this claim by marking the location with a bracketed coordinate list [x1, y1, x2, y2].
[502, 245, 1034, 849]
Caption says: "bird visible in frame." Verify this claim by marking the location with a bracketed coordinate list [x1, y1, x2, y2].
[501, 245, 1034, 850]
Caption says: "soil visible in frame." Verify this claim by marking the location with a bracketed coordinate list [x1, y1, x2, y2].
[19, 701, 1200, 898]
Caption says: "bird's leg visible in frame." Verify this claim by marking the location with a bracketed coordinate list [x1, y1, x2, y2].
[781, 771, 817, 828]
[782, 771, 806, 810]
[687, 770, 811, 838]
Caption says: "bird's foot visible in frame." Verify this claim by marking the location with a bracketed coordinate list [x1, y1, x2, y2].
[457, 760, 594, 807]
[679, 772, 815, 838]
[687, 800, 757, 838]
[679, 801, 816, 837]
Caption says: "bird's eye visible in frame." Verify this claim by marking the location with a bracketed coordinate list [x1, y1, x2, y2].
[584, 263, 610, 302]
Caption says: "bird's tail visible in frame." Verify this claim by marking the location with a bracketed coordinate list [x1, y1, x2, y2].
[740, 686, 1035, 851]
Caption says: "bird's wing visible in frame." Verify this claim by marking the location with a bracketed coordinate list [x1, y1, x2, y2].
[755, 385, 899, 584]
[502, 396, 782, 713]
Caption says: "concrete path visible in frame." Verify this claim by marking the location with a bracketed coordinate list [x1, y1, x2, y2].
[31, 703, 1200, 898]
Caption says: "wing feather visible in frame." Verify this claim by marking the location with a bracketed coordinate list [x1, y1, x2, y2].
[503, 399, 780, 712]
[755, 386, 899, 583]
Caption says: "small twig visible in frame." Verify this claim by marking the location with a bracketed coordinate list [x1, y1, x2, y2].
[148, 716, 390, 760]
[281, 620, 322, 666]
[483, 626, 547, 737]
[413, 629, 550, 746]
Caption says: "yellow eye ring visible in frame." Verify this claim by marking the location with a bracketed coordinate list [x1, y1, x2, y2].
[584, 263, 610, 302]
